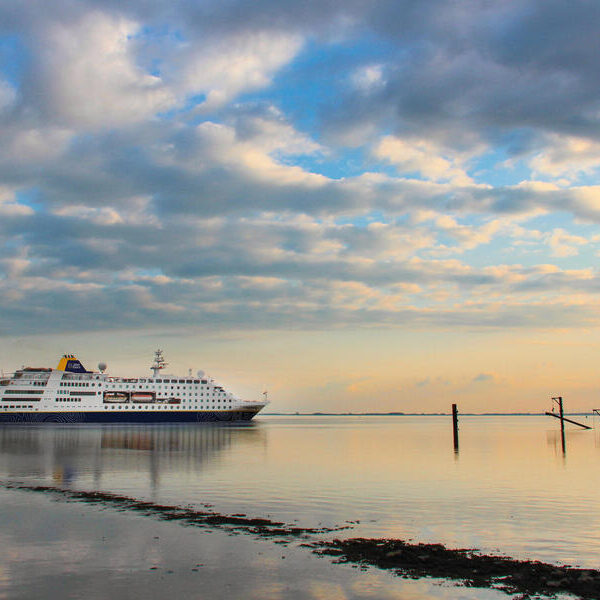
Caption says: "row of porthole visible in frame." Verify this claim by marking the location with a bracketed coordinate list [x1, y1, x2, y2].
[108, 387, 224, 398]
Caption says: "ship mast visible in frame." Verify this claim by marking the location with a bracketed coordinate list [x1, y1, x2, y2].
[151, 349, 168, 378]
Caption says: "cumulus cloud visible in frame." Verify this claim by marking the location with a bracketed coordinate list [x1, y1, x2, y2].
[351, 64, 386, 92]
[528, 134, 600, 181]
[0, 0, 599, 337]
[31, 12, 175, 128]
[0, 187, 34, 217]
[545, 228, 588, 258]
[175, 30, 303, 110]
[374, 136, 473, 185]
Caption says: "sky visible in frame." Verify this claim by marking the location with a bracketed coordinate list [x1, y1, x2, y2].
[1, 0, 600, 413]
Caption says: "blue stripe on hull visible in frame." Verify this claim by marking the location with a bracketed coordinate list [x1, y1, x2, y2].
[0, 411, 258, 424]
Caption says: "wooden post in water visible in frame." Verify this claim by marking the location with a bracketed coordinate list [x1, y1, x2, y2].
[545, 396, 592, 454]
[554, 396, 565, 454]
[452, 403, 459, 452]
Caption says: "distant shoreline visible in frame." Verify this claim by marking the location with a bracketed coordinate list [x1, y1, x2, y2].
[263, 412, 595, 417]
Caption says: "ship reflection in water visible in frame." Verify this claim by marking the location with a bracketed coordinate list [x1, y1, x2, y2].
[0, 424, 265, 493]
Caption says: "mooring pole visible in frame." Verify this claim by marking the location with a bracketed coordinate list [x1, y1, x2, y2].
[558, 396, 564, 426]
[546, 396, 591, 430]
[553, 396, 566, 454]
[452, 403, 459, 452]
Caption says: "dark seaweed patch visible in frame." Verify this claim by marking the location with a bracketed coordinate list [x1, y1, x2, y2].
[311, 538, 600, 599]
[0, 482, 342, 538]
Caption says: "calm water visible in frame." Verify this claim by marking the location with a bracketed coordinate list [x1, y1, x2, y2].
[0, 415, 598, 598]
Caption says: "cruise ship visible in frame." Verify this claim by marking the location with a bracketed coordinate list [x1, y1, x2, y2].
[0, 350, 268, 423]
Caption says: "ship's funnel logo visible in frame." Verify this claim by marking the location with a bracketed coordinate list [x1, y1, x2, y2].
[65, 360, 87, 373]
[57, 355, 88, 373]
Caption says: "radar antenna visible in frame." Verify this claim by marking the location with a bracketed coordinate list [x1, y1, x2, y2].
[151, 349, 168, 378]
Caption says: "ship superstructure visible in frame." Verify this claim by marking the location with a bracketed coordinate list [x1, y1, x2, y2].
[0, 351, 267, 423]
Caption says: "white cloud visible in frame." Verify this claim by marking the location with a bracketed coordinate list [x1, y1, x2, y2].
[178, 31, 303, 110]
[0, 187, 34, 217]
[36, 12, 175, 128]
[374, 136, 473, 185]
[235, 108, 324, 156]
[529, 134, 600, 181]
[51, 196, 158, 226]
[571, 186, 600, 218]
[190, 121, 328, 187]
[430, 215, 503, 253]
[545, 228, 588, 258]
[352, 64, 385, 91]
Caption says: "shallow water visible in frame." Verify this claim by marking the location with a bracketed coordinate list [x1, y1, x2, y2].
[0, 415, 598, 598]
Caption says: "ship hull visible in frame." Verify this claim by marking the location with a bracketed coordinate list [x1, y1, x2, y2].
[0, 410, 260, 424]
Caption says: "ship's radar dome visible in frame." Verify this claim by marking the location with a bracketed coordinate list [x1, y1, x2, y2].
[197, 370, 205, 378]
[98, 362, 107, 373]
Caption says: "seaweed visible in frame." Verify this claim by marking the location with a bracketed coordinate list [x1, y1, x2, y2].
[3, 482, 599, 599]
[311, 538, 600, 599]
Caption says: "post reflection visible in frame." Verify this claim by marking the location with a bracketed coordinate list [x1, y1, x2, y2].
[0, 424, 265, 491]
[546, 429, 567, 462]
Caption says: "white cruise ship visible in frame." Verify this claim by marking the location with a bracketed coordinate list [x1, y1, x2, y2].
[0, 350, 267, 423]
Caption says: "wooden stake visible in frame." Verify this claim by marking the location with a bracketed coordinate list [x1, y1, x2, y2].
[452, 403, 459, 452]
[545, 411, 592, 430]
[546, 396, 591, 429]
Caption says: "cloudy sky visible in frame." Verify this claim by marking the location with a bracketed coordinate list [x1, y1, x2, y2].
[1, 0, 600, 412]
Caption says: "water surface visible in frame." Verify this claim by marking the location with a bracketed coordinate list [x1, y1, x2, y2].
[0, 415, 598, 598]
